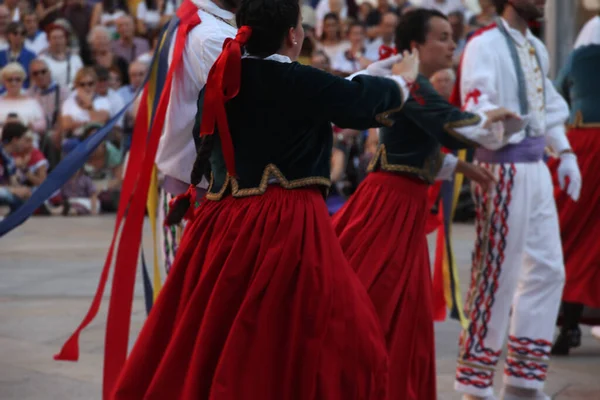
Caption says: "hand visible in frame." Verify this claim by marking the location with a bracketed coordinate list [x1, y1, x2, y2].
[358, 57, 372, 70]
[366, 54, 403, 77]
[78, 91, 94, 110]
[392, 49, 419, 83]
[9, 186, 32, 199]
[558, 152, 581, 201]
[458, 161, 497, 192]
[483, 107, 521, 126]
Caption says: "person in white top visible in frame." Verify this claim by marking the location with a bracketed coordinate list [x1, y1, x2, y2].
[153, 0, 238, 272]
[60, 66, 110, 138]
[453, 1, 581, 399]
[23, 11, 49, 55]
[0, 62, 46, 147]
[365, 11, 399, 61]
[136, 0, 176, 35]
[331, 22, 372, 75]
[40, 24, 84, 88]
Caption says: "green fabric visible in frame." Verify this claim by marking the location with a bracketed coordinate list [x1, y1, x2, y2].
[104, 142, 123, 169]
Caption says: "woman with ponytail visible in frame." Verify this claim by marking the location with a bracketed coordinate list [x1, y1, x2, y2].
[112, 0, 421, 397]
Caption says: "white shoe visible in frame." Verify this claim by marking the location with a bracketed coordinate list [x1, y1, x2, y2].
[500, 387, 550, 400]
[591, 326, 600, 341]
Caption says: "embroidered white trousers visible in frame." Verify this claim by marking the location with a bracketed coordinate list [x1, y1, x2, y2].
[455, 160, 565, 397]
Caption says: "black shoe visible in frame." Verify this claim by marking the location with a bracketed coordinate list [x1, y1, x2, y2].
[551, 326, 581, 355]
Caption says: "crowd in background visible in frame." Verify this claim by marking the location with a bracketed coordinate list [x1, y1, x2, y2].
[0, 0, 512, 217]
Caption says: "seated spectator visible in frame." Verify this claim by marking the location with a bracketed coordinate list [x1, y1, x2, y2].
[12, 129, 48, 187]
[27, 58, 69, 169]
[108, 65, 123, 90]
[315, 0, 348, 38]
[364, 0, 396, 41]
[331, 22, 371, 76]
[0, 122, 31, 213]
[5, 0, 21, 22]
[59, 137, 99, 215]
[315, 12, 349, 63]
[111, 14, 149, 64]
[430, 67, 455, 100]
[356, 1, 374, 25]
[63, 0, 94, 65]
[0, 22, 36, 87]
[89, 25, 129, 85]
[40, 23, 84, 88]
[365, 11, 399, 60]
[0, 63, 46, 146]
[468, 0, 496, 31]
[311, 50, 331, 71]
[118, 60, 146, 150]
[23, 10, 48, 54]
[60, 66, 110, 138]
[136, 0, 174, 37]
[135, 29, 159, 65]
[94, 65, 124, 144]
[35, 0, 62, 31]
[90, 0, 129, 39]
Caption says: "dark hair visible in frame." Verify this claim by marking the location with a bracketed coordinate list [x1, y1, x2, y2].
[102, 0, 128, 13]
[493, 0, 508, 14]
[395, 8, 447, 52]
[94, 65, 110, 81]
[320, 12, 342, 41]
[348, 21, 366, 33]
[6, 21, 24, 35]
[166, 0, 301, 226]
[236, 0, 300, 58]
[1, 122, 27, 145]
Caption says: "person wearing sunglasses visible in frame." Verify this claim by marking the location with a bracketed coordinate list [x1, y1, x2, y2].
[0, 22, 37, 88]
[59, 66, 110, 139]
[0, 62, 46, 148]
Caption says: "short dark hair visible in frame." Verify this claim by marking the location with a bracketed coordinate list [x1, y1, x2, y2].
[94, 65, 110, 81]
[395, 8, 448, 53]
[1, 122, 27, 145]
[493, 0, 508, 14]
[6, 21, 24, 35]
[236, 0, 300, 58]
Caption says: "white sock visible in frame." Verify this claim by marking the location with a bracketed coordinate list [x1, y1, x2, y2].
[500, 386, 549, 400]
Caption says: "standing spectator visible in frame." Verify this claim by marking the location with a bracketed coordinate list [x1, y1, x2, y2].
[23, 11, 49, 54]
[447, 10, 466, 66]
[40, 24, 84, 88]
[365, 11, 398, 60]
[331, 22, 371, 75]
[5, 0, 21, 22]
[467, 0, 496, 31]
[111, 14, 149, 64]
[88, 25, 129, 85]
[35, 0, 63, 30]
[90, 0, 129, 39]
[63, 0, 94, 65]
[0, 22, 36, 87]
[0, 6, 10, 50]
[0, 122, 31, 213]
[136, 0, 174, 37]
[60, 67, 110, 138]
[27, 58, 68, 168]
[316, 12, 349, 62]
[0, 63, 46, 143]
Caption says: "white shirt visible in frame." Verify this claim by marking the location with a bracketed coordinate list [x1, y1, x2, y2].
[97, 88, 126, 128]
[25, 31, 49, 55]
[137, 1, 175, 30]
[62, 92, 112, 136]
[459, 18, 570, 152]
[40, 53, 84, 89]
[155, 0, 237, 187]
[574, 15, 600, 49]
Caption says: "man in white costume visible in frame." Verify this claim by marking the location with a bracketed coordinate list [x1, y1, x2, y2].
[453, 0, 582, 399]
[154, 0, 238, 272]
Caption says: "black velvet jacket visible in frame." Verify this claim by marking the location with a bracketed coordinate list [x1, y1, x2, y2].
[195, 59, 405, 200]
[369, 75, 483, 183]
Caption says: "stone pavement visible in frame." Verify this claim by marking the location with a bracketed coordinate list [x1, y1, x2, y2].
[0, 216, 598, 400]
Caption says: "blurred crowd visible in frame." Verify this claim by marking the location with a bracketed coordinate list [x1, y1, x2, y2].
[0, 0, 515, 217]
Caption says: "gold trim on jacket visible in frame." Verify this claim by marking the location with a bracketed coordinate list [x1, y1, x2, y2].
[366, 144, 445, 184]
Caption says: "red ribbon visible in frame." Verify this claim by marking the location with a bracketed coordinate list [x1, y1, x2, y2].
[407, 81, 425, 105]
[464, 88, 481, 108]
[199, 26, 253, 178]
[167, 184, 198, 224]
[53, 2, 202, 398]
[378, 44, 397, 61]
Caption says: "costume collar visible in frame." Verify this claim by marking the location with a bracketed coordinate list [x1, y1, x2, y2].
[192, 0, 235, 23]
[244, 53, 292, 63]
[500, 17, 535, 47]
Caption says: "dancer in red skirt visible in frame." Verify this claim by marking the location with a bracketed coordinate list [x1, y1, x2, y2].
[110, 0, 431, 398]
[332, 9, 520, 400]
[550, 16, 600, 355]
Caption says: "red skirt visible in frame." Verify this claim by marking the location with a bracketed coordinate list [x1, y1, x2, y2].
[332, 172, 436, 400]
[112, 186, 388, 400]
[549, 127, 600, 311]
